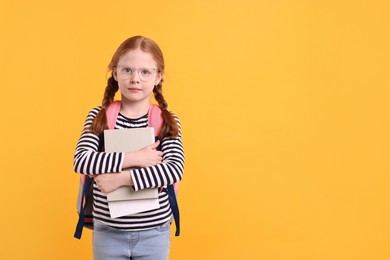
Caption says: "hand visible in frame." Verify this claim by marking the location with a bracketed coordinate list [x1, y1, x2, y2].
[93, 171, 132, 193]
[124, 140, 163, 168]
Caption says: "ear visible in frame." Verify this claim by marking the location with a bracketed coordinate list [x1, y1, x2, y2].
[113, 70, 118, 81]
[155, 72, 163, 85]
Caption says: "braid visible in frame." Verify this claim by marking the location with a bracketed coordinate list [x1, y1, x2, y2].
[153, 81, 179, 138]
[102, 77, 119, 108]
[153, 81, 168, 110]
[89, 76, 119, 135]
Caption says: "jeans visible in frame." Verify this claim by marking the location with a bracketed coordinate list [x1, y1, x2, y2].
[93, 221, 171, 260]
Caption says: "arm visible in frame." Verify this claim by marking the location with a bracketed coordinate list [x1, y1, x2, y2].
[93, 170, 133, 193]
[131, 114, 185, 191]
[93, 141, 165, 193]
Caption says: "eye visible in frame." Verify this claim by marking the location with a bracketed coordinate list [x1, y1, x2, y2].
[140, 69, 152, 76]
[122, 67, 133, 74]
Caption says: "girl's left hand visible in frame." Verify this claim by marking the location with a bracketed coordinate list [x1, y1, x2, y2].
[92, 171, 132, 193]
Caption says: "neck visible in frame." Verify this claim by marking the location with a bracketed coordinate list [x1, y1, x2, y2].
[119, 97, 151, 118]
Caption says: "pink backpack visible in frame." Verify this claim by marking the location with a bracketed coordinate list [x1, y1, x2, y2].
[74, 101, 180, 239]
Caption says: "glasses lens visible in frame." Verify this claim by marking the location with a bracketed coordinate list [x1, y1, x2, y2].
[139, 69, 153, 81]
[117, 67, 132, 79]
[117, 67, 155, 81]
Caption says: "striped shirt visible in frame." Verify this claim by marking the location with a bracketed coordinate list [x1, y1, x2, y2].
[73, 106, 184, 230]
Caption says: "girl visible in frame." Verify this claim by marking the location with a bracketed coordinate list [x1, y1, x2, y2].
[73, 36, 184, 260]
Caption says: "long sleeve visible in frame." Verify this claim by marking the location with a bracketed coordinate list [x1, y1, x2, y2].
[131, 115, 185, 191]
[73, 107, 124, 175]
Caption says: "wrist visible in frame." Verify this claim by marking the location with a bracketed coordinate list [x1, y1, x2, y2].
[123, 151, 138, 168]
[120, 170, 133, 186]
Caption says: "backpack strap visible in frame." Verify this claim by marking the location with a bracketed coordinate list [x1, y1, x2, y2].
[74, 177, 93, 239]
[148, 104, 163, 135]
[148, 104, 180, 236]
[148, 105, 178, 191]
[77, 102, 120, 209]
[106, 100, 121, 129]
[162, 185, 180, 236]
[74, 102, 120, 239]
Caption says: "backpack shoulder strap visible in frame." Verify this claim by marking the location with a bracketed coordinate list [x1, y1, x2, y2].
[74, 100, 122, 239]
[148, 105, 179, 193]
[149, 105, 181, 236]
[148, 104, 163, 136]
[79, 101, 121, 189]
[106, 100, 121, 129]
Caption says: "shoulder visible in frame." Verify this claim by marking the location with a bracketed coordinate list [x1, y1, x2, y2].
[81, 106, 102, 130]
[85, 106, 102, 120]
[88, 106, 102, 116]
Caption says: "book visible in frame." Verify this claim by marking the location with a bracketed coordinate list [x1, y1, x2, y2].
[104, 127, 159, 218]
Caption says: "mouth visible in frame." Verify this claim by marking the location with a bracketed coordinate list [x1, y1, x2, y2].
[128, 88, 142, 91]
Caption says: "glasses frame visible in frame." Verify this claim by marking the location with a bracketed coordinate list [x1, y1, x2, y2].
[115, 65, 158, 82]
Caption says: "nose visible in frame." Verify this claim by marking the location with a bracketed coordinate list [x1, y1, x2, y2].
[129, 70, 140, 83]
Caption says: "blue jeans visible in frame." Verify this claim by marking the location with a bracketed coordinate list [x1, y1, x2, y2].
[93, 221, 171, 260]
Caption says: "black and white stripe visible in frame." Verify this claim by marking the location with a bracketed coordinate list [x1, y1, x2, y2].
[73, 106, 184, 230]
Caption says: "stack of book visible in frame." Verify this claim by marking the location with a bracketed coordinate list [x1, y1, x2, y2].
[104, 127, 159, 218]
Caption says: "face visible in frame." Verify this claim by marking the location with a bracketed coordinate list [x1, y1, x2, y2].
[114, 49, 162, 105]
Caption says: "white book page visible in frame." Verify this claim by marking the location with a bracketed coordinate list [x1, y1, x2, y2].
[108, 199, 160, 218]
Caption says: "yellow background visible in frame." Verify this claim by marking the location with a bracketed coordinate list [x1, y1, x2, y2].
[1, 0, 389, 259]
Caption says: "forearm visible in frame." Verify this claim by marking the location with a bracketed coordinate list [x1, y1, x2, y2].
[131, 163, 183, 191]
[116, 170, 134, 187]
[94, 170, 133, 193]
[131, 138, 184, 191]
[74, 149, 124, 175]
[122, 151, 139, 168]
[122, 140, 162, 169]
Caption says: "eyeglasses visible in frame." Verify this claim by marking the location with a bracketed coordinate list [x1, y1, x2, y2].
[115, 65, 157, 81]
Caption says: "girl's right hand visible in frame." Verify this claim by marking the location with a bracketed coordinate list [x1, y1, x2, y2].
[124, 140, 163, 168]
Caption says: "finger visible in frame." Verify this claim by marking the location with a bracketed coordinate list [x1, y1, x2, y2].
[149, 140, 160, 149]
